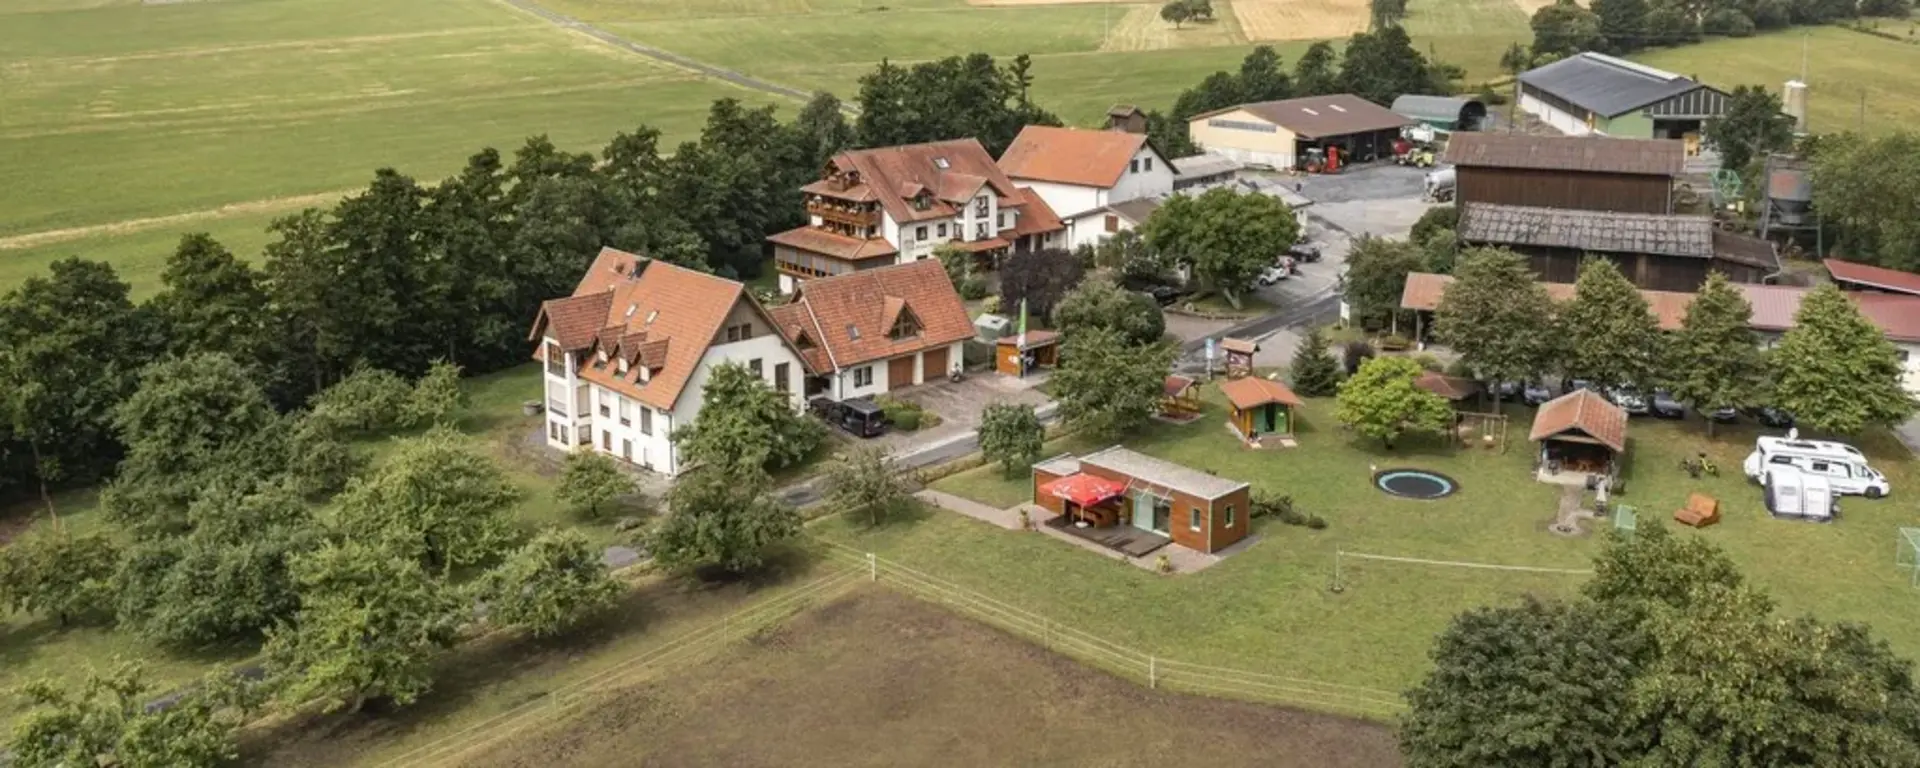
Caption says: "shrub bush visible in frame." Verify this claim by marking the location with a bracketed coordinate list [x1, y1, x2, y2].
[877, 396, 926, 431]
[1305, 515, 1328, 530]
[1444, 357, 1477, 379]
[981, 295, 1002, 314]
[1412, 353, 1444, 372]
[1703, 8, 1756, 36]
[958, 275, 989, 300]
[1342, 340, 1376, 375]
[1279, 507, 1308, 526]
[1379, 334, 1412, 352]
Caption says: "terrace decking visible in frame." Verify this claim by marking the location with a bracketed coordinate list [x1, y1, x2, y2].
[1044, 513, 1172, 557]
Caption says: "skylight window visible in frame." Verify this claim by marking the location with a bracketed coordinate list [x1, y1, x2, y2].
[1301, 108, 1319, 116]
[933, 157, 950, 169]
[624, 304, 637, 320]
[847, 324, 861, 340]
[644, 310, 658, 325]
[1329, 105, 1348, 112]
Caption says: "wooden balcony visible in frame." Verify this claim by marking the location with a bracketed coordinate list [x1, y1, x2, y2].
[807, 200, 879, 226]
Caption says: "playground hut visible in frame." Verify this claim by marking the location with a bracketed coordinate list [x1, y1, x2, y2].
[1529, 389, 1627, 482]
[996, 329, 1059, 377]
[1414, 371, 1481, 407]
[1221, 376, 1303, 443]
[1161, 374, 1202, 419]
[1032, 447, 1251, 555]
[1220, 337, 1258, 378]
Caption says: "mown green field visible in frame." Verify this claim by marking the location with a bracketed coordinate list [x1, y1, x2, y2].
[1637, 26, 1920, 135]
[822, 388, 1920, 699]
[0, 0, 787, 287]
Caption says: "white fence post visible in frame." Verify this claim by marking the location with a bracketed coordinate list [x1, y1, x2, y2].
[1149, 655, 1157, 689]
[867, 552, 877, 582]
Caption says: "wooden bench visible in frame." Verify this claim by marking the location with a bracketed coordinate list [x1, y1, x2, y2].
[1674, 493, 1721, 528]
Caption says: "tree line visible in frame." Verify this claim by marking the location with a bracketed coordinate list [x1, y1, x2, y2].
[1520, 0, 1910, 69]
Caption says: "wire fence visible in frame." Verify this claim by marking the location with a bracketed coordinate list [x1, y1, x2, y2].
[378, 565, 866, 767]
[815, 540, 1409, 719]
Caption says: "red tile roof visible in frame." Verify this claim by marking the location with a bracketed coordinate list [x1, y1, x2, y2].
[1163, 374, 1196, 398]
[1400, 273, 1691, 331]
[825, 139, 1020, 224]
[1007, 187, 1066, 238]
[764, 259, 973, 371]
[1530, 389, 1627, 454]
[1220, 376, 1303, 409]
[1824, 258, 1920, 297]
[1415, 371, 1481, 401]
[531, 247, 796, 411]
[998, 126, 1150, 189]
[766, 227, 899, 262]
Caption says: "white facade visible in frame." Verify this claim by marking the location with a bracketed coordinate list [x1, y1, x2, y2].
[1901, 342, 1920, 397]
[824, 342, 965, 401]
[1013, 145, 1172, 252]
[540, 307, 807, 477]
[1519, 93, 1596, 136]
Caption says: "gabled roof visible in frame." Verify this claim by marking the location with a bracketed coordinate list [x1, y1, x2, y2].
[1443, 133, 1685, 176]
[1164, 374, 1197, 398]
[1007, 186, 1066, 237]
[765, 227, 900, 262]
[1189, 94, 1411, 139]
[998, 126, 1151, 189]
[1415, 371, 1481, 401]
[530, 247, 798, 411]
[1530, 389, 1627, 454]
[1398, 272, 1691, 330]
[1460, 203, 1711, 259]
[764, 259, 973, 371]
[822, 139, 1021, 224]
[1824, 258, 1920, 297]
[1518, 52, 1720, 118]
[1220, 376, 1303, 410]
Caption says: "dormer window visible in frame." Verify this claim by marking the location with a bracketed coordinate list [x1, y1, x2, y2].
[617, 357, 629, 374]
[973, 197, 988, 217]
[795, 332, 814, 350]
[596, 350, 608, 364]
[889, 313, 920, 340]
[912, 192, 931, 211]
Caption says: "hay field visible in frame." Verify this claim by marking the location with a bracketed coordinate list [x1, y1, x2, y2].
[1101, 3, 1247, 51]
[1637, 26, 1920, 135]
[1236, 0, 1371, 41]
[0, 0, 786, 288]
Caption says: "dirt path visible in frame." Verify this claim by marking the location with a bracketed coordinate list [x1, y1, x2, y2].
[0, 191, 349, 251]
[488, 0, 831, 108]
[472, 588, 1402, 767]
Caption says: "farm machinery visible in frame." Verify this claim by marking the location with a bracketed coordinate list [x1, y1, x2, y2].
[1393, 124, 1442, 168]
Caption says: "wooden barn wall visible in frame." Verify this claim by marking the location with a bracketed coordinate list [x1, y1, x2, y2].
[1455, 167, 1672, 214]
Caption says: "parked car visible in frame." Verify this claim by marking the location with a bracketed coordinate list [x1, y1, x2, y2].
[1700, 405, 1740, 423]
[1607, 386, 1650, 416]
[1522, 382, 1555, 406]
[1751, 406, 1795, 429]
[809, 396, 889, 439]
[1285, 242, 1322, 263]
[1492, 380, 1524, 400]
[1257, 264, 1291, 286]
[1649, 390, 1687, 419]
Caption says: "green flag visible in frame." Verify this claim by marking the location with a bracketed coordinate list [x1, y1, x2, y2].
[1016, 298, 1028, 349]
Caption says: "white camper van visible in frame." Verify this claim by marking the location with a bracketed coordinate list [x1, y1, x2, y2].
[1742, 435, 1889, 498]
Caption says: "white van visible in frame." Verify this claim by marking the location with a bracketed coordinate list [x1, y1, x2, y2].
[1743, 435, 1889, 498]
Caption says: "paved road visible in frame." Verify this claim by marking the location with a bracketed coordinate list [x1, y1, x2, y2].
[777, 402, 1060, 507]
[498, 0, 833, 107]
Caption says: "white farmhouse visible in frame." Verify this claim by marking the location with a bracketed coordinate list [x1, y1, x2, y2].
[530, 247, 808, 476]
[997, 125, 1174, 251]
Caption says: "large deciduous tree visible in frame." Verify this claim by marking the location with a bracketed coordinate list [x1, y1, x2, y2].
[1810, 131, 1920, 272]
[1591, 0, 1649, 52]
[306, 364, 414, 436]
[670, 362, 824, 474]
[1338, 26, 1455, 107]
[1170, 46, 1294, 121]
[8, 662, 260, 768]
[1141, 187, 1297, 309]
[1334, 356, 1454, 449]
[1769, 283, 1917, 434]
[1051, 328, 1178, 440]
[265, 540, 462, 713]
[475, 528, 620, 638]
[1705, 85, 1795, 173]
[333, 429, 522, 575]
[979, 403, 1046, 478]
[824, 447, 914, 527]
[105, 352, 283, 535]
[1670, 273, 1764, 434]
[1530, 0, 1604, 58]
[1292, 41, 1341, 97]
[1000, 248, 1085, 324]
[650, 465, 800, 574]
[854, 54, 1061, 155]
[1557, 259, 1664, 390]
[1052, 274, 1166, 346]
[1342, 236, 1426, 329]
[1434, 248, 1557, 404]
[0, 258, 156, 509]
[151, 234, 272, 372]
[0, 527, 119, 628]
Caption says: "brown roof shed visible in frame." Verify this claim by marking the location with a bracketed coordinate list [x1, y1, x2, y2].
[1443, 133, 1685, 177]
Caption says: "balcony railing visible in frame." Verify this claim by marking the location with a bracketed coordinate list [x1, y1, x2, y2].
[806, 201, 879, 226]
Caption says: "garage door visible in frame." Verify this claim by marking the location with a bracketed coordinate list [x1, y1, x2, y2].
[887, 355, 917, 391]
[922, 346, 949, 381]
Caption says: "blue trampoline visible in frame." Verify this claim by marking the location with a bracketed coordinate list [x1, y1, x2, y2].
[1374, 468, 1458, 500]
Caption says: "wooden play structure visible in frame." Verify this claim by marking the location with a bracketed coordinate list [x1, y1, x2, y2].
[1530, 390, 1627, 485]
[1674, 493, 1721, 528]
[1160, 375, 1201, 420]
[1220, 375, 1303, 445]
[996, 329, 1059, 378]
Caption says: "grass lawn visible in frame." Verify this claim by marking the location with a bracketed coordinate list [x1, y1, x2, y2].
[0, 0, 792, 289]
[1636, 26, 1920, 136]
[869, 381, 1920, 703]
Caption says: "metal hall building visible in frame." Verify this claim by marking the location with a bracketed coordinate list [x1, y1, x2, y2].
[1516, 52, 1728, 149]
[1186, 94, 1412, 170]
